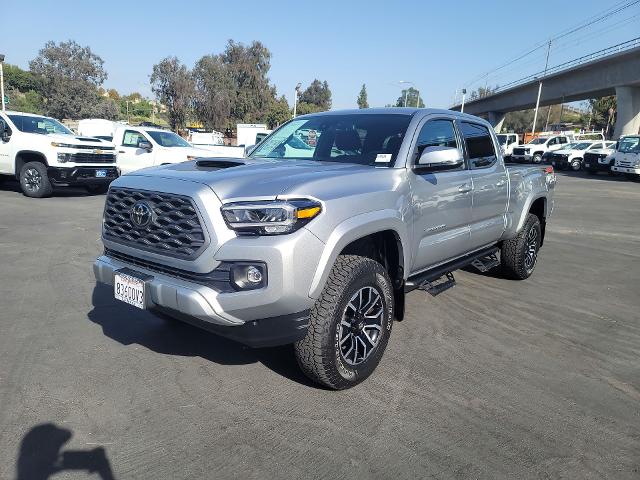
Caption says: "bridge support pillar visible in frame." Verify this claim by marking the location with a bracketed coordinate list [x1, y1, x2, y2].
[614, 86, 640, 138]
[488, 112, 506, 132]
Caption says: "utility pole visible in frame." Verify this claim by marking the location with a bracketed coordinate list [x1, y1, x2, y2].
[292, 83, 301, 118]
[0, 54, 5, 111]
[531, 40, 552, 136]
[461, 89, 467, 113]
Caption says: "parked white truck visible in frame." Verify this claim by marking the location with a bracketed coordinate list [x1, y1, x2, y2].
[511, 134, 572, 163]
[496, 133, 520, 159]
[112, 126, 212, 174]
[0, 111, 119, 197]
[545, 140, 616, 171]
[611, 135, 640, 179]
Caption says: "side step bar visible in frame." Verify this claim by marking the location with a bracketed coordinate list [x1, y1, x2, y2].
[405, 246, 500, 295]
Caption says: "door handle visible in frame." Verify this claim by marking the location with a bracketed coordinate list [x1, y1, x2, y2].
[458, 184, 472, 193]
[118, 150, 125, 153]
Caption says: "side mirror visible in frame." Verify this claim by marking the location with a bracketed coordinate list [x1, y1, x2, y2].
[0, 119, 10, 142]
[138, 141, 152, 151]
[415, 146, 463, 171]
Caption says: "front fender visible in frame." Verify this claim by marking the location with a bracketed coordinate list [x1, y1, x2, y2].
[307, 209, 410, 299]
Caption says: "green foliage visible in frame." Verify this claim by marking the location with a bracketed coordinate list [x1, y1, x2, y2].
[4, 64, 40, 92]
[296, 102, 323, 116]
[265, 95, 291, 129]
[584, 96, 616, 135]
[395, 87, 424, 108]
[150, 56, 195, 131]
[299, 80, 332, 111]
[503, 104, 584, 133]
[7, 88, 44, 114]
[357, 84, 368, 109]
[193, 40, 274, 130]
[29, 40, 108, 119]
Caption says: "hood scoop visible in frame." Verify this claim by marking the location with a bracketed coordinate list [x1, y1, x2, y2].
[195, 159, 245, 169]
[77, 137, 102, 142]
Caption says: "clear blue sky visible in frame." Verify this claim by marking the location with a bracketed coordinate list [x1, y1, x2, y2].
[2, 0, 639, 109]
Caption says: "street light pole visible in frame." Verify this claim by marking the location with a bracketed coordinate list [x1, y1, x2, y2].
[531, 40, 552, 136]
[0, 54, 6, 111]
[293, 83, 301, 118]
[461, 89, 467, 113]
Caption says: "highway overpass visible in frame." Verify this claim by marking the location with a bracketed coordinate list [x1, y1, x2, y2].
[451, 39, 640, 138]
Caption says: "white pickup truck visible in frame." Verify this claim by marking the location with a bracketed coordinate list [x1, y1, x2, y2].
[511, 134, 572, 163]
[545, 140, 616, 171]
[0, 110, 119, 197]
[112, 126, 212, 174]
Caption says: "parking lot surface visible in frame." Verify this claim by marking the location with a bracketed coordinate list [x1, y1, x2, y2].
[0, 173, 638, 479]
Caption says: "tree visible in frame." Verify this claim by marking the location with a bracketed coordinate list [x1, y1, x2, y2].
[150, 56, 195, 131]
[6, 88, 44, 114]
[299, 79, 332, 111]
[584, 96, 616, 137]
[395, 87, 424, 108]
[357, 84, 369, 109]
[30, 40, 108, 119]
[193, 40, 275, 129]
[4, 64, 41, 92]
[265, 95, 291, 129]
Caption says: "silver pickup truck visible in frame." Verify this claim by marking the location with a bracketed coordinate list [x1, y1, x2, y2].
[94, 108, 556, 389]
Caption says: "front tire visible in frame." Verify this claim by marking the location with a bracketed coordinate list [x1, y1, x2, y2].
[501, 214, 541, 280]
[294, 255, 394, 390]
[571, 159, 582, 171]
[532, 153, 543, 164]
[19, 162, 53, 198]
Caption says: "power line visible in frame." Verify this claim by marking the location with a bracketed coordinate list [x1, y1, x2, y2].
[461, 0, 640, 90]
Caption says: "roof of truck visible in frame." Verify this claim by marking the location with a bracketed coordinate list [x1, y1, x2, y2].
[297, 107, 484, 120]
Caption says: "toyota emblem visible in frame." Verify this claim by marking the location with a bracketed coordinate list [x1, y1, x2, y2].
[130, 201, 153, 228]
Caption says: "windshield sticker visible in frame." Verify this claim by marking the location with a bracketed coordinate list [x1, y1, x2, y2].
[375, 153, 393, 163]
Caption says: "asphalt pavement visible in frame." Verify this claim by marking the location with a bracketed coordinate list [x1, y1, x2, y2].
[0, 172, 638, 479]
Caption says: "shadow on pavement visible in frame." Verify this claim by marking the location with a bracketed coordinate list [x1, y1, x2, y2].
[0, 178, 104, 196]
[16, 423, 115, 480]
[88, 283, 320, 388]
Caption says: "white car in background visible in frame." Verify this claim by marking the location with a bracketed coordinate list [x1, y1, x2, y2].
[496, 133, 520, 158]
[546, 140, 616, 171]
[112, 126, 212, 174]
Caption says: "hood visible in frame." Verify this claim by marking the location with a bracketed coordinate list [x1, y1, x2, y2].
[47, 133, 115, 148]
[123, 158, 385, 201]
[588, 148, 614, 155]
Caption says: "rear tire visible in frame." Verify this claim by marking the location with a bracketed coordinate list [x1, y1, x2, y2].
[19, 162, 53, 198]
[294, 255, 394, 390]
[501, 214, 541, 280]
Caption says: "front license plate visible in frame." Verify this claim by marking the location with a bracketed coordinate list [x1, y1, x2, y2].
[114, 271, 146, 309]
[552, 161, 556, 166]
[96, 170, 107, 178]
[585, 163, 591, 168]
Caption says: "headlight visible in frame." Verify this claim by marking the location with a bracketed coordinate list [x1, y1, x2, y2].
[221, 199, 322, 235]
[51, 142, 77, 148]
[57, 152, 73, 163]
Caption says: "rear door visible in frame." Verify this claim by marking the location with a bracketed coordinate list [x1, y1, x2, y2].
[117, 129, 155, 174]
[408, 117, 472, 273]
[460, 122, 509, 250]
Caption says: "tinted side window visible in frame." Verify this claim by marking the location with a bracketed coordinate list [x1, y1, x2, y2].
[414, 119, 459, 158]
[459, 122, 496, 169]
[122, 130, 147, 148]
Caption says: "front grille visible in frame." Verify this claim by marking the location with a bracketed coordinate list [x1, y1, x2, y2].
[70, 153, 116, 163]
[617, 160, 635, 167]
[105, 248, 233, 292]
[585, 153, 606, 162]
[513, 148, 526, 156]
[103, 188, 207, 259]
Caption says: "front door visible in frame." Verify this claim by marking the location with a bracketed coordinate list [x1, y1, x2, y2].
[0, 117, 14, 174]
[117, 130, 155, 174]
[458, 121, 509, 249]
[409, 117, 472, 273]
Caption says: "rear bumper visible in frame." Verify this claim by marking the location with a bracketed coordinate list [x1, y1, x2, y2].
[47, 166, 119, 186]
[612, 166, 640, 175]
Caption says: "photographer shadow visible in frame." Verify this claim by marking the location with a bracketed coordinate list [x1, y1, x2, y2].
[16, 423, 114, 480]
[87, 283, 319, 388]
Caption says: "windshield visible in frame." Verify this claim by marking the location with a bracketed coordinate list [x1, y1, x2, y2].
[497, 135, 508, 145]
[250, 114, 412, 166]
[7, 114, 73, 135]
[527, 138, 547, 145]
[572, 142, 592, 150]
[618, 137, 640, 153]
[147, 130, 191, 147]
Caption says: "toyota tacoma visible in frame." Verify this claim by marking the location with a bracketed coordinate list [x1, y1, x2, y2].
[93, 109, 556, 389]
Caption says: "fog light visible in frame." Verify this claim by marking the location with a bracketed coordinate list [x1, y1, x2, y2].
[57, 153, 72, 163]
[230, 263, 267, 290]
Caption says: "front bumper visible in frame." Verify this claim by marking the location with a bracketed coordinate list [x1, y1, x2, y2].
[612, 166, 640, 175]
[48, 166, 119, 186]
[584, 159, 612, 172]
[511, 154, 532, 163]
[93, 255, 311, 347]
